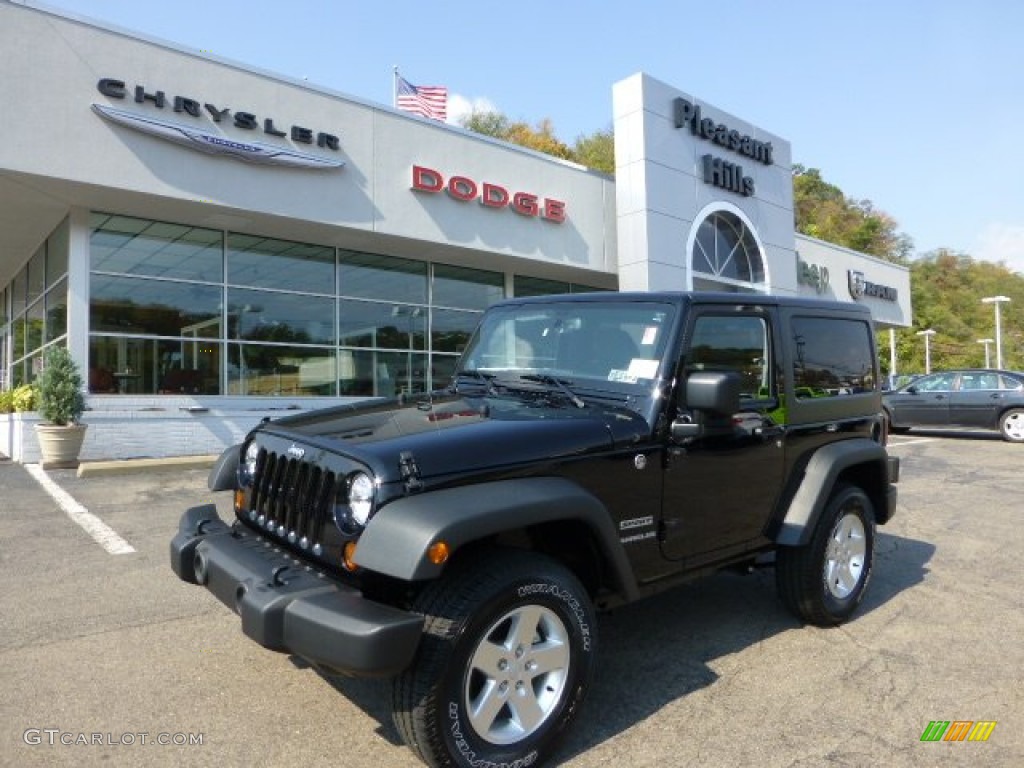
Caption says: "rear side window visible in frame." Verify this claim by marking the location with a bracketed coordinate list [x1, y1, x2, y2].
[791, 316, 876, 398]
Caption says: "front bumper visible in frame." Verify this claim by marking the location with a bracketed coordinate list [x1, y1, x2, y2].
[170, 505, 423, 677]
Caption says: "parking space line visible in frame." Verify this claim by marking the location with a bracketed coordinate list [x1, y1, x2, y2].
[888, 438, 935, 447]
[25, 464, 136, 555]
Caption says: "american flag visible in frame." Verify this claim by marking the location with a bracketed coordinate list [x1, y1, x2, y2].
[395, 75, 448, 122]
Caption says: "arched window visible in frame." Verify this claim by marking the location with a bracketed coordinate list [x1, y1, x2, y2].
[691, 209, 766, 293]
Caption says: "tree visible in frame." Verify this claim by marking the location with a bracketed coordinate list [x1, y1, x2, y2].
[459, 111, 613, 172]
[793, 166, 912, 264]
[572, 129, 615, 174]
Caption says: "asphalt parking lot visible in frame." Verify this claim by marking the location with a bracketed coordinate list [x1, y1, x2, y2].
[2, 430, 1022, 768]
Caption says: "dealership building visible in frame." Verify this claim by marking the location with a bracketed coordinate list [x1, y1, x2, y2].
[0, 0, 911, 463]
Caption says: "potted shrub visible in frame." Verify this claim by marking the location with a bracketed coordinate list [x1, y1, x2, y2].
[35, 346, 87, 469]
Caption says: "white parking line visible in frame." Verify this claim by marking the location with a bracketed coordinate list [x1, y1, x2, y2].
[888, 438, 935, 447]
[25, 464, 136, 555]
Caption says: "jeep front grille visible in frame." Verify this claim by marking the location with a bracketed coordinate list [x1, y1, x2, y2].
[248, 448, 337, 555]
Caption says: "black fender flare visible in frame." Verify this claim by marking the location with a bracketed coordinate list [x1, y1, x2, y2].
[209, 443, 241, 492]
[775, 439, 890, 547]
[353, 477, 639, 602]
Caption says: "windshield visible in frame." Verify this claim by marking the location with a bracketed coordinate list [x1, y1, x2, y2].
[457, 300, 676, 393]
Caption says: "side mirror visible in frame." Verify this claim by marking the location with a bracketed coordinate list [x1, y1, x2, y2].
[684, 371, 742, 413]
[670, 371, 742, 440]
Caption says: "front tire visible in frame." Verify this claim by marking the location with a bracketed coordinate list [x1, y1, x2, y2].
[392, 549, 596, 767]
[998, 408, 1024, 442]
[776, 484, 876, 626]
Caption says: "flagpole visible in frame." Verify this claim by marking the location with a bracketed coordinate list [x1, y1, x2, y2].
[392, 66, 398, 108]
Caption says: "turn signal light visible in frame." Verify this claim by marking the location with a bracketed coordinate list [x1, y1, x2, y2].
[234, 489, 246, 512]
[427, 540, 450, 565]
[342, 541, 359, 572]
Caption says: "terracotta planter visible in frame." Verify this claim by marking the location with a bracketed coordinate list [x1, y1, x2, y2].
[35, 423, 88, 469]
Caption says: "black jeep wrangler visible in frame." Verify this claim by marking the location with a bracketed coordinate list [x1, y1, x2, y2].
[171, 291, 898, 767]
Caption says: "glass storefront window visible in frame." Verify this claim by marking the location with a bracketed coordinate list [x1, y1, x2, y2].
[338, 299, 426, 350]
[90, 336, 221, 395]
[227, 288, 336, 345]
[45, 278, 67, 342]
[228, 234, 334, 294]
[26, 300, 44, 353]
[12, 268, 26, 317]
[432, 264, 504, 310]
[339, 251, 427, 304]
[514, 276, 570, 297]
[431, 353, 459, 390]
[338, 349, 429, 397]
[431, 307, 480, 354]
[90, 275, 221, 336]
[91, 214, 224, 283]
[27, 245, 46, 304]
[48, 220, 69, 284]
[228, 343, 335, 396]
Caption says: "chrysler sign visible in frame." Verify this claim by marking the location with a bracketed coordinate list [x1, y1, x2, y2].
[93, 78, 344, 169]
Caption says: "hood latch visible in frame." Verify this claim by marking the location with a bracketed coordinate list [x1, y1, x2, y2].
[399, 450, 423, 493]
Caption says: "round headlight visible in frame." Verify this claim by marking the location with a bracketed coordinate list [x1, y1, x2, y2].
[348, 472, 375, 526]
[239, 442, 259, 486]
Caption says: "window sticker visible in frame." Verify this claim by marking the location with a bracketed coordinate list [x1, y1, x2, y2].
[627, 358, 659, 379]
[641, 326, 659, 346]
[608, 369, 638, 383]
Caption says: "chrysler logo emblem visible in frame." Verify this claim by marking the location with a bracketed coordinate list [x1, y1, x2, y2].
[92, 104, 345, 170]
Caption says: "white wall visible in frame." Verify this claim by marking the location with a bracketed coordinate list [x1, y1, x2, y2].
[795, 235, 911, 328]
[612, 73, 795, 293]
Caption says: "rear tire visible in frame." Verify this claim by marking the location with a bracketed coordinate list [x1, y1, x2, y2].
[998, 408, 1024, 442]
[391, 549, 596, 767]
[776, 484, 875, 626]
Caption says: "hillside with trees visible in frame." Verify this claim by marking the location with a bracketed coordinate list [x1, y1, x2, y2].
[459, 111, 1024, 372]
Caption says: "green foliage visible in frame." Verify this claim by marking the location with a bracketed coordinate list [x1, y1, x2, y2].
[36, 346, 85, 426]
[460, 111, 613, 173]
[882, 250, 1024, 373]
[460, 110, 512, 139]
[572, 129, 615, 174]
[12, 384, 38, 413]
[0, 385, 38, 414]
[793, 166, 912, 264]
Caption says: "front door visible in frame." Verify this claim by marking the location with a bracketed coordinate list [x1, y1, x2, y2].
[659, 308, 786, 565]
[891, 372, 957, 427]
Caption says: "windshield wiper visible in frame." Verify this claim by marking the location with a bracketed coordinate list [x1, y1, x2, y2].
[520, 374, 586, 409]
[455, 369, 499, 396]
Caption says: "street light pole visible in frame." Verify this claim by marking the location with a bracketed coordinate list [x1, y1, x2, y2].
[981, 296, 1011, 370]
[916, 329, 936, 374]
[977, 338, 994, 368]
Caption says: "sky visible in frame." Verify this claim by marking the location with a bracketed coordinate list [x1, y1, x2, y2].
[28, 0, 1024, 273]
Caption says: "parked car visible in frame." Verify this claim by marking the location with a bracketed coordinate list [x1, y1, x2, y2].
[882, 372, 921, 391]
[883, 368, 1024, 442]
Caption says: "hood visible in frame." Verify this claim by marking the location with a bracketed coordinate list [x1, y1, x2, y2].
[260, 390, 651, 483]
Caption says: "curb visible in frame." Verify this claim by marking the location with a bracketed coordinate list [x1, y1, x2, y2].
[75, 455, 219, 477]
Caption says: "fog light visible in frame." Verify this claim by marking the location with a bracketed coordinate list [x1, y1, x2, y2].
[427, 540, 450, 565]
